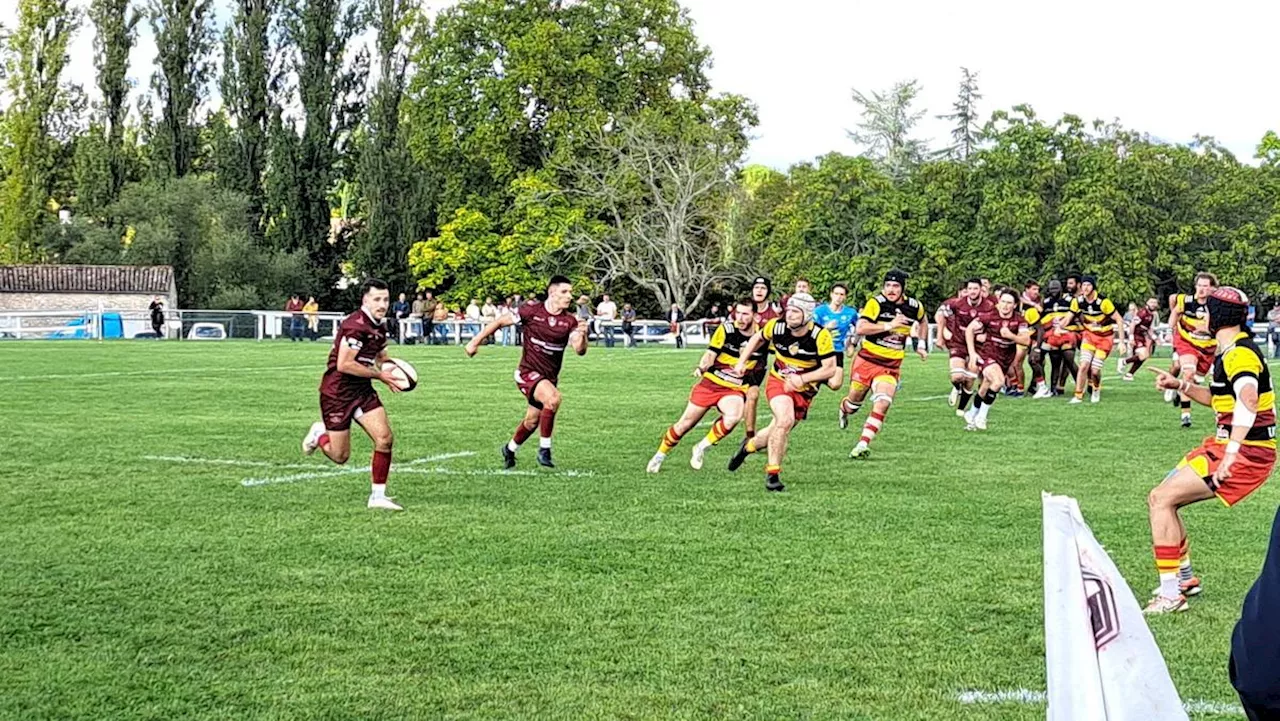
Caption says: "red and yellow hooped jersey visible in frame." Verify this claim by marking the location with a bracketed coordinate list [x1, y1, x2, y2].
[762, 318, 836, 394]
[1212, 334, 1276, 449]
[1070, 294, 1117, 334]
[857, 294, 927, 367]
[1176, 294, 1216, 350]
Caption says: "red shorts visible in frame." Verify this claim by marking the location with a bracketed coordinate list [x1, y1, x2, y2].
[1081, 331, 1114, 358]
[1043, 329, 1077, 349]
[1176, 438, 1276, 507]
[850, 355, 901, 389]
[765, 374, 815, 421]
[320, 389, 383, 432]
[946, 343, 969, 361]
[514, 368, 557, 409]
[689, 377, 745, 408]
[1173, 335, 1215, 377]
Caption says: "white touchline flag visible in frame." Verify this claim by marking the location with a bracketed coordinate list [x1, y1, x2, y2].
[1043, 492, 1189, 721]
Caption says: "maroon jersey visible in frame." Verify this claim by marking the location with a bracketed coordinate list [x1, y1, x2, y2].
[320, 310, 387, 397]
[753, 300, 781, 325]
[942, 296, 993, 348]
[1134, 307, 1154, 340]
[977, 309, 1027, 362]
[517, 300, 575, 383]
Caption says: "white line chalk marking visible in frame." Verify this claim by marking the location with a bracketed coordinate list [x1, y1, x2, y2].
[957, 689, 1243, 716]
[144, 455, 318, 470]
[238, 451, 477, 486]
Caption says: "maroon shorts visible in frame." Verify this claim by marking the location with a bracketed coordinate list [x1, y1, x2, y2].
[765, 374, 816, 421]
[689, 377, 745, 408]
[946, 343, 968, 361]
[978, 347, 1015, 373]
[514, 368, 556, 409]
[320, 389, 383, 432]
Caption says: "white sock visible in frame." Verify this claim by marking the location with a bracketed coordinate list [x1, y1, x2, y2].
[506, 440, 519, 452]
[977, 403, 991, 422]
[539, 437, 552, 449]
[370, 483, 386, 499]
[1159, 572, 1180, 599]
[694, 438, 710, 451]
[652, 452, 666, 461]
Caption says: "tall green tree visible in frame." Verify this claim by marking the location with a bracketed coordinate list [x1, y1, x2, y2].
[847, 79, 929, 180]
[148, 0, 214, 178]
[271, 0, 368, 301]
[350, 0, 420, 289]
[0, 0, 81, 261]
[88, 0, 140, 201]
[218, 0, 276, 221]
[937, 67, 982, 161]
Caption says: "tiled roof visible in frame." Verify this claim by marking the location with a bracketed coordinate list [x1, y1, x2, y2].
[0, 265, 174, 294]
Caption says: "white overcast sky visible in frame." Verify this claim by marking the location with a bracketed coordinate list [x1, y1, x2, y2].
[7, 0, 1276, 169]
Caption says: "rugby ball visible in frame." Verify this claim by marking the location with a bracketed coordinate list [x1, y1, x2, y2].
[382, 358, 418, 392]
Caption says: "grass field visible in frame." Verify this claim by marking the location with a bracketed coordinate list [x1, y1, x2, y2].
[1, 339, 1273, 719]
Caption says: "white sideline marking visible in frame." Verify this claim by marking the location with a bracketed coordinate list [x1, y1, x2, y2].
[957, 688, 1243, 716]
[0, 364, 313, 382]
[395, 466, 596, 479]
[238, 451, 477, 487]
[908, 394, 951, 403]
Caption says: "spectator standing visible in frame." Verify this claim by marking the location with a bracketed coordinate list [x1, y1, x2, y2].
[1269, 302, 1280, 359]
[422, 292, 438, 344]
[409, 293, 425, 344]
[668, 303, 686, 349]
[621, 303, 637, 348]
[511, 293, 525, 345]
[703, 303, 721, 336]
[392, 292, 410, 342]
[303, 295, 320, 341]
[465, 298, 482, 340]
[149, 296, 165, 339]
[481, 297, 498, 344]
[432, 300, 450, 344]
[575, 295, 594, 341]
[285, 293, 305, 341]
[596, 294, 618, 348]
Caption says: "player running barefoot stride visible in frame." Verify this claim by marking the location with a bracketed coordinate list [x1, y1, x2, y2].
[962, 289, 1032, 431]
[466, 275, 587, 469]
[302, 278, 405, 511]
[840, 270, 929, 459]
[1145, 287, 1276, 614]
[1167, 273, 1219, 428]
[725, 293, 839, 492]
[647, 300, 763, 473]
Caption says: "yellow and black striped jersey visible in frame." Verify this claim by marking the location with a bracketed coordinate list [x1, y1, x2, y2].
[857, 294, 927, 367]
[762, 317, 836, 394]
[1212, 334, 1276, 449]
[703, 321, 764, 390]
[1070, 294, 1118, 334]
[1175, 294, 1216, 350]
[1042, 294, 1075, 331]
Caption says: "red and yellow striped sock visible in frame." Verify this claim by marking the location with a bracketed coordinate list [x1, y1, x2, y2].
[765, 463, 781, 475]
[745, 437, 760, 454]
[859, 411, 886, 446]
[1179, 536, 1193, 582]
[1154, 545, 1181, 597]
[703, 417, 731, 446]
[658, 426, 684, 454]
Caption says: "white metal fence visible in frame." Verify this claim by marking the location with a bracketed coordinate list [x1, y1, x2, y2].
[3, 306, 1279, 357]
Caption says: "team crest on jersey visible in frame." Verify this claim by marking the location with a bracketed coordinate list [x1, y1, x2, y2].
[548, 317, 557, 327]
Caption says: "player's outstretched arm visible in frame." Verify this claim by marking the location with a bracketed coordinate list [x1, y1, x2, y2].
[732, 331, 766, 376]
[336, 340, 394, 384]
[1152, 369, 1212, 406]
[1002, 325, 1033, 347]
[465, 315, 515, 356]
[693, 349, 717, 378]
[805, 355, 840, 384]
[570, 319, 588, 356]
[913, 318, 930, 359]
[933, 307, 948, 348]
[964, 318, 982, 362]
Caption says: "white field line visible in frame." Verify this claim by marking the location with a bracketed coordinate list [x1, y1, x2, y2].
[238, 451, 477, 487]
[0, 364, 314, 382]
[956, 689, 1243, 716]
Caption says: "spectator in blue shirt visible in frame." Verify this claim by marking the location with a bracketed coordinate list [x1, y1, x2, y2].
[812, 283, 859, 370]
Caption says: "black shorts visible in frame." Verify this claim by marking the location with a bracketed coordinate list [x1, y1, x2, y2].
[745, 366, 768, 388]
[835, 353, 845, 368]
